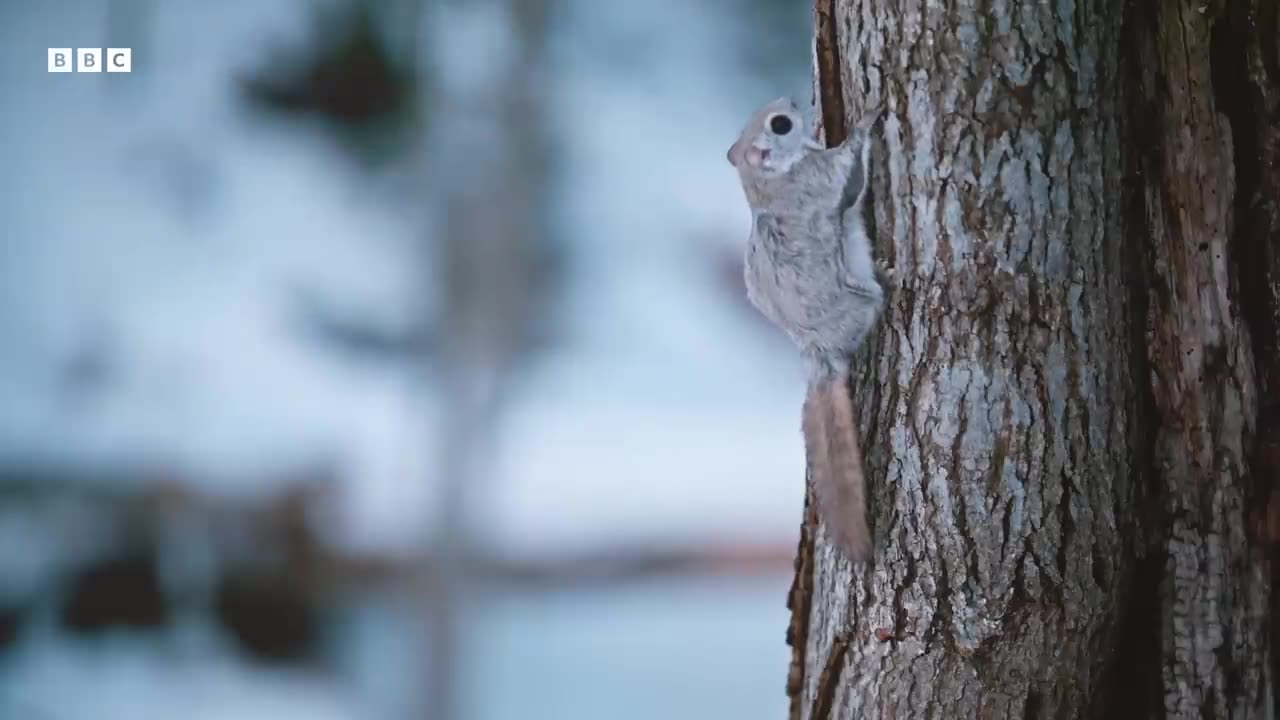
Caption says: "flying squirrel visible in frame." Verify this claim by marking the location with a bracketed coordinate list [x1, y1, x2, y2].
[727, 97, 890, 561]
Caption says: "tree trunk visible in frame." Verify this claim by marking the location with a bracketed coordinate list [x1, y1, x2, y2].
[787, 1, 1277, 718]
[418, 0, 557, 717]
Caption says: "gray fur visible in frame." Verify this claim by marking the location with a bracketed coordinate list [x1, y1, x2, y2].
[728, 96, 888, 562]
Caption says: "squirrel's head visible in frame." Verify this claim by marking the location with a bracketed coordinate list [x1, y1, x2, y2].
[726, 97, 820, 176]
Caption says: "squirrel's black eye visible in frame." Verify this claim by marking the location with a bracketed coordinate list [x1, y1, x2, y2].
[769, 114, 793, 135]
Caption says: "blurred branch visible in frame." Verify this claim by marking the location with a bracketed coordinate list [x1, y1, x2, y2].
[0, 465, 794, 680]
[236, 0, 420, 168]
[0, 464, 796, 595]
[291, 291, 435, 365]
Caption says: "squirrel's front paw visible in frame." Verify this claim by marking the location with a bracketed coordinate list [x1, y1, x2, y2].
[875, 258, 896, 282]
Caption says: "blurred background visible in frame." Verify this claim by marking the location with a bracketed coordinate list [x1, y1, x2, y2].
[0, 0, 814, 717]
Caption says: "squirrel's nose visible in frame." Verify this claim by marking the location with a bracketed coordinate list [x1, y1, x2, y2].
[744, 146, 765, 166]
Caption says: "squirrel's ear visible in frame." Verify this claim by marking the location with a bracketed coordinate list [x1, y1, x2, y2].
[834, 133, 873, 214]
[806, 113, 826, 150]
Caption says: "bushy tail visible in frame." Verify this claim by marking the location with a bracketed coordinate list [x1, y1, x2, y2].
[802, 374, 872, 561]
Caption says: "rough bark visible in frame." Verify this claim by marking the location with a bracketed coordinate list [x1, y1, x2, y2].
[787, 0, 1276, 718]
[1119, 1, 1275, 717]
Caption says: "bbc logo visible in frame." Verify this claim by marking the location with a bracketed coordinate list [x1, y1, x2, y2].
[48, 48, 132, 73]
